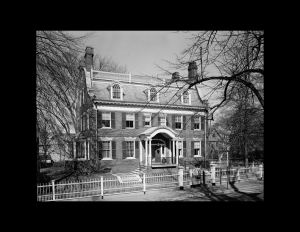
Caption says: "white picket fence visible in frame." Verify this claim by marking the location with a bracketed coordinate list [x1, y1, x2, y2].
[37, 171, 190, 201]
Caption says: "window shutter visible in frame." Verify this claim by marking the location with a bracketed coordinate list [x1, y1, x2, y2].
[122, 113, 126, 129]
[98, 141, 102, 159]
[191, 115, 195, 130]
[143, 116, 145, 126]
[183, 141, 186, 157]
[166, 116, 170, 127]
[151, 116, 154, 127]
[201, 140, 205, 157]
[191, 141, 194, 157]
[68, 141, 73, 157]
[135, 141, 139, 159]
[97, 111, 102, 129]
[112, 141, 116, 159]
[183, 116, 186, 130]
[172, 115, 175, 129]
[85, 114, 87, 130]
[122, 141, 127, 158]
[201, 116, 205, 131]
[111, 112, 115, 129]
[158, 116, 161, 126]
[135, 113, 139, 129]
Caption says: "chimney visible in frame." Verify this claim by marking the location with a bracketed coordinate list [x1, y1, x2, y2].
[188, 61, 198, 81]
[78, 56, 85, 69]
[172, 72, 180, 81]
[84, 46, 94, 72]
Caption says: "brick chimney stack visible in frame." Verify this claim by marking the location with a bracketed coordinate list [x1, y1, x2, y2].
[172, 72, 180, 81]
[84, 46, 94, 72]
[188, 61, 198, 81]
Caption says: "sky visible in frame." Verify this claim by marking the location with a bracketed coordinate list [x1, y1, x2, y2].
[67, 31, 222, 120]
[68, 31, 219, 78]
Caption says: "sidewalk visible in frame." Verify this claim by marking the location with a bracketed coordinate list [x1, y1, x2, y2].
[64, 180, 263, 202]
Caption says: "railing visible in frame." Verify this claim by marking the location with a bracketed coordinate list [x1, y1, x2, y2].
[93, 71, 129, 82]
[37, 171, 190, 201]
[151, 157, 177, 165]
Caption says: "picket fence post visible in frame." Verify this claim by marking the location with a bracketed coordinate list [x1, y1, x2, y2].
[178, 166, 184, 190]
[210, 163, 216, 186]
[189, 169, 193, 187]
[143, 173, 146, 194]
[52, 180, 56, 201]
[259, 164, 263, 180]
[101, 176, 104, 199]
[237, 168, 240, 182]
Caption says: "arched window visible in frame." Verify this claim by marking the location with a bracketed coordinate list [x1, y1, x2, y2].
[112, 84, 121, 99]
[150, 88, 157, 101]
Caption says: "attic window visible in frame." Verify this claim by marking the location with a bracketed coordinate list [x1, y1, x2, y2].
[212, 133, 215, 138]
[111, 83, 123, 100]
[150, 88, 157, 102]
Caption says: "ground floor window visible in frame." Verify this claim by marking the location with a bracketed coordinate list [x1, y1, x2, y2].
[178, 141, 183, 157]
[126, 141, 134, 157]
[194, 141, 201, 156]
[102, 141, 111, 158]
[76, 141, 85, 159]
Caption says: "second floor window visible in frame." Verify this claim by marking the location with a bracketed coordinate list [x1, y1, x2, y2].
[126, 113, 134, 128]
[112, 84, 121, 99]
[175, 116, 182, 129]
[102, 112, 111, 128]
[160, 116, 166, 126]
[145, 115, 151, 127]
[194, 115, 200, 129]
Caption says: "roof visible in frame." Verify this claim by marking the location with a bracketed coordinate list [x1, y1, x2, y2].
[89, 71, 205, 109]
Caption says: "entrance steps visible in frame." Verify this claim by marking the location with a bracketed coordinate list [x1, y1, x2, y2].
[130, 164, 147, 175]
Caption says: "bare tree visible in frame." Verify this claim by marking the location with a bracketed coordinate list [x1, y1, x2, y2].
[157, 31, 264, 120]
[93, 54, 127, 73]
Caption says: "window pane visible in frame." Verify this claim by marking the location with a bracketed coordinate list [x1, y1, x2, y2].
[194, 141, 200, 149]
[113, 84, 121, 99]
[102, 112, 111, 120]
[126, 113, 134, 120]
[160, 117, 166, 126]
[126, 141, 134, 157]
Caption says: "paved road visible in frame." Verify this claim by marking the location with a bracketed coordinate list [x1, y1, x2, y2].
[65, 180, 263, 202]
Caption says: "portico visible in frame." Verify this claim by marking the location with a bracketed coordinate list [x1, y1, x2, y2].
[139, 126, 180, 168]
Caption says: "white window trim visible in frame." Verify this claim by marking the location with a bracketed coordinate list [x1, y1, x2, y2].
[102, 112, 112, 129]
[126, 113, 135, 129]
[159, 115, 167, 126]
[144, 113, 152, 127]
[194, 114, 201, 131]
[100, 138, 113, 160]
[148, 87, 159, 103]
[193, 139, 202, 157]
[181, 91, 191, 105]
[125, 139, 136, 159]
[111, 83, 123, 100]
[175, 115, 183, 130]
[77, 141, 87, 160]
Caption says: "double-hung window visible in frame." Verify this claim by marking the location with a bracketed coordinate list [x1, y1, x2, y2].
[126, 113, 134, 128]
[102, 112, 111, 128]
[102, 141, 111, 159]
[160, 116, 166, 126]
[145, 115, 151, 127]
[150, 88, 157, 102]
[182, 91, 189, 104]
[194, 141, 201, 156]
[126, 141, 134, 157]
[194, 115, 200, 130]
[175, 116, 182, 129]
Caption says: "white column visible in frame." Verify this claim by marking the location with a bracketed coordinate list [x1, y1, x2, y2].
[169, 140, 171, 164]
[87, 140, 89, 160]
[149, 138, 152, 166]
[85, 140, 87, 159]
[139, 140, 142, 163]
[172, 139, 175, 164]
[74, 142, 76, 158]
[145, 139, 148, 167]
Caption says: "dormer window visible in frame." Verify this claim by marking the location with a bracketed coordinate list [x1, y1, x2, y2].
[181, 91, 191, 105]
[111, 83, 123, 100]
[148, 87, 159, 102]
